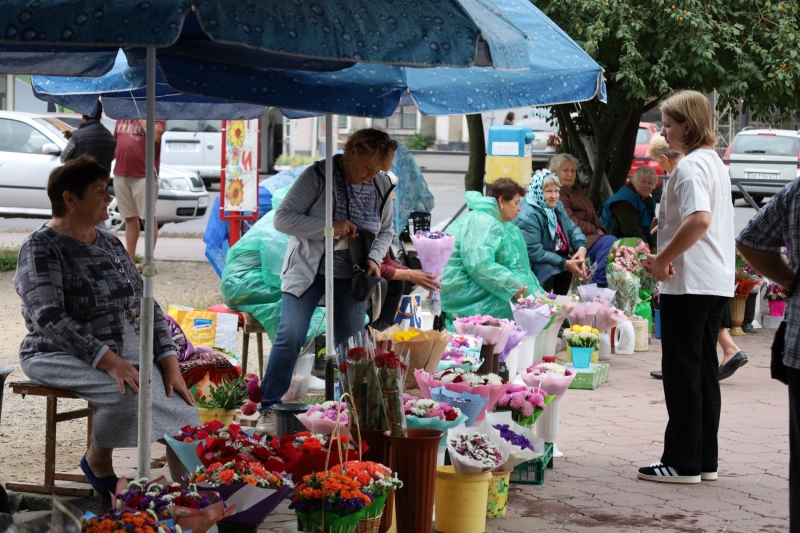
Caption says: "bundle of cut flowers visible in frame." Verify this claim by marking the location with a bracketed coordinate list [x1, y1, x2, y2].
[403, 395, 462, 421]
[512, 297, 551, 337]
[112, 476, 232, 533]
[296, 401, 351, 437]
[188, 461, 292, 490]
[195, 434, 278, 469]
[195, 372, 262, 413]
[165, 420, 260, 473]
[268, 431, 367, 481]
[483, 411, 544, 470]
[453, 314, 509, 347]
[492, 384, 549, 427]
[436, 347, 482, 372]
[374, 340, 410, 437]
[526, 362, 572, 377]
[564, 325, 601, 349]
[651, 287, 661, 310]
[606, 262, 641, 316]
[83, 510, 181, 533]
[493, 424, 534, 451]
[765, 283, 787, 301]
[425, 367, 504, 386]
[411, 230, 455, 314]
[521, 362, 578, 396]
[340, 461, 403, 518]
[446, 428, 511, 474]
[501, 324, 526, 362]
[291, 470, 372, 529]
[447, 333, 483, 356]
[338, 334, 387, 431]
[415, 367, 511, 423]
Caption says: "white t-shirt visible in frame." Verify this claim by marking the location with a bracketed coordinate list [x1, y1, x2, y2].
[657, 148, 735, 296]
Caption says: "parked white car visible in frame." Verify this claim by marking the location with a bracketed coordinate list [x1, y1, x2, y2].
[724, 127, 800, 204]
[0, 111, 209, 229]
[161, 119, 224, 188]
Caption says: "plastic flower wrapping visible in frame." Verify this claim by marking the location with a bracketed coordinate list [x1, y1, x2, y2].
[447, 333, 483, 356]
[484, 411, 545, 470]
[429, 386, 488, 427]
[112, 476, 232, 533]
[296, 401, 351, 437]
[195, 434, 278, 469]
[268, 432, 367, 481]
[403, 395, 463, 420]
[453, 314, 509, 347]
[512, 297, 551, 338]
[165, 420, 256, 473]
[500, 325, 526, 362]
[521, 362, 578, 396]
[410, 230, 455, 315]
[337, 333, 387, 431]
[373, 339, 411, 437]
[415, 367, 510, 423]
[446, 427, 512, 474]
[436, 347, 483, 372]
[606, 263, 641, 317]
[492, 384, 550, 427]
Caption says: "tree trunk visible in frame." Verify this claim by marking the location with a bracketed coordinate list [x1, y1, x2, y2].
[554, 104, 592, 171]
[464, 114, 486, 192]
[606, 108, 644, 192]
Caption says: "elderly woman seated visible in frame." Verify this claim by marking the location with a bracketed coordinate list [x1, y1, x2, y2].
[549, 154, 618, 287]
[600, 166, 658, 249]
[514, 170, 587, 295]
[14, 156, 198, 495]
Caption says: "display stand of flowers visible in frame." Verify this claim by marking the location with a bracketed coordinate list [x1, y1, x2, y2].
[194, 372, 263, 425]
[112, 476, 233, 533]
[414, 367, 511, 423]
[765, 283, 787, 317]
[521, 362, 577, 459]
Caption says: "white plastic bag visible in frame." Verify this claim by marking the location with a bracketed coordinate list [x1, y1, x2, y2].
[446, 426, 512, 474]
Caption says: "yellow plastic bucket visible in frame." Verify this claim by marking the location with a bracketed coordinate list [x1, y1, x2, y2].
[487, 470, 511, 517]
[434, 466, 492, 533]
[197, 407, 236, 426]
[566, 345, 599, 364]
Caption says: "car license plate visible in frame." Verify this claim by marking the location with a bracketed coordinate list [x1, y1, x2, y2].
[168, 142, 198, 151]
[746, 172, 779, 180]
[198, 197, 209, 208]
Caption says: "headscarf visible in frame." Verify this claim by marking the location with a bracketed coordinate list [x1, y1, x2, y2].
[526, 170, 558, 240]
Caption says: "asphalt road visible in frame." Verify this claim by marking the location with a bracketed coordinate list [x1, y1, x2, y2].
[0, 152, 760, 236]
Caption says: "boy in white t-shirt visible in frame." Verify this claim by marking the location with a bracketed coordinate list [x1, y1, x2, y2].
[637, 91, 735, 485]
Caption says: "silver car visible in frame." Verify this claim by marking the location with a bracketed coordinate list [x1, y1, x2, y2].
[726, 128, 800, 204]
[0, 111, 209, 229]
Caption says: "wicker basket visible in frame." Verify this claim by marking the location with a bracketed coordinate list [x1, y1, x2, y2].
[354, 513, 383, 533]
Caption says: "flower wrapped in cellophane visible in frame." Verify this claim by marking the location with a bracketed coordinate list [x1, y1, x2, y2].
[429, 386, 488, 427]
[491, 384, 552, 427]
[338, 333, 387, 431]
[403, 394, 468, 445]
[436, 347, 483, 372]
[296, 401, 351, 438]
[415, 368, 510, 423]
[484, 411, 545, 470]
[374, 340, 410, 437]
[446, 427, 511, 474]
[511, 298, 551, 338]
[521, 362, 577, 396]
[410, 230, 456, 315]
[372, 326, 451, 389]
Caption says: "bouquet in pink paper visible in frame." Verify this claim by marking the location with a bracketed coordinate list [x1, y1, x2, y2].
[454, 314, 507, 347]
[410, 230, 455, 315]
[521, 362, 576, 396]
[500, 325, 526, 363]
[595, 304, 628, 332]
[414, 367, 510, 423]
[296, 401, 351, 437]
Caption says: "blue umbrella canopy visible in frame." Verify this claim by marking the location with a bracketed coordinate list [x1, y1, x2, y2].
[33, 0, 605, 118]
[0, 0, 532, 71]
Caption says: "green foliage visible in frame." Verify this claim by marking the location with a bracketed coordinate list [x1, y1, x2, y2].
[0, 246, 19, 272]
[405, 133, 429, 151]
[535, 0, 800, 200]
[196, 376, 250, 410]
[276, 154, 317, 167]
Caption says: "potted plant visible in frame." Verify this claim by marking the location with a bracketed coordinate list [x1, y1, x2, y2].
[195, 373, 262, 425]
[563, 326, 601, 369]
[765, 284, 787, 317]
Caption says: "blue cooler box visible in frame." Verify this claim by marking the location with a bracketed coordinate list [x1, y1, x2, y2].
[487, 125, 536, 157]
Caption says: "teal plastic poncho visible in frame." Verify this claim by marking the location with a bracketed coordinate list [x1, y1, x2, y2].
[440, 191, 543, 321]
[220, 187, 325, 342]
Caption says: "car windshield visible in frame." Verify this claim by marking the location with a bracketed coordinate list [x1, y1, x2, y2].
[636, 128, 651, 144]
[167, 120, 202, 132]
[731, 134, 800, 156]
[32, 118, 69, 147]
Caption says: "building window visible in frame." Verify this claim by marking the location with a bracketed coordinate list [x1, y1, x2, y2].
[373, 106, 417, 131]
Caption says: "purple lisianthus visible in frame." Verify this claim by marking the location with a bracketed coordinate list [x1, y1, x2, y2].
[493, 424, 534, 451]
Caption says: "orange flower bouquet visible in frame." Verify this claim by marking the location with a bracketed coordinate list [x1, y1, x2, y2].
[290, 470, 372, 533]
[187, 461, 294, 531]
[340, 461, 402, 520]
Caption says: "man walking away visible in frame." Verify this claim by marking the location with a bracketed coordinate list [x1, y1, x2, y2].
[736, 180, 800, 532]
[60, 101, 116, 173]
[113, 117, 165, 262]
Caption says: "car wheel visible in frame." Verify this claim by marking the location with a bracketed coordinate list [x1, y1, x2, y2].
[103, 197, 126, 232]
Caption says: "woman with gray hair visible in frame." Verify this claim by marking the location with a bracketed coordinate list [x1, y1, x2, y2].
[514, 170, 587, 294]
[600, 165, 658, 249]
[550, 154, 617, 287]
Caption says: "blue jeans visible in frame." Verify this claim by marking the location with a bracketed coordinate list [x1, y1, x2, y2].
[259, 275, 367, 411]
[588, 235, 617, 287]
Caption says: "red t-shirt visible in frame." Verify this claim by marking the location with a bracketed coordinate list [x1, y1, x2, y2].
[113, 119, 165, 178]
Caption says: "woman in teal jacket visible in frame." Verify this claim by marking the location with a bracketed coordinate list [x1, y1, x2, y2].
[441, 178, 542, 321]
[514, 170, 587, 294]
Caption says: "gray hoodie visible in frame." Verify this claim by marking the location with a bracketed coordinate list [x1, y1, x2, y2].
[276, 156, 395, 297]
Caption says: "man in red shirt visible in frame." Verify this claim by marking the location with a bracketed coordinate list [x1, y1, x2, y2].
[113, 119, 166, 261]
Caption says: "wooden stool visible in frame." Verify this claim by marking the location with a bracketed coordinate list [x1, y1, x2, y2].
[241, 312, 266, 377]
[6, 381, 93, 496]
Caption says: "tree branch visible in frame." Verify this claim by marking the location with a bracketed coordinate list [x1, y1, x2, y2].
[555, 104, 592, 171]
[642, 93, 669, 114]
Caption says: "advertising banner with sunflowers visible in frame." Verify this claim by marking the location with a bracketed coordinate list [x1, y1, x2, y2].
[223, 119, 259, 213]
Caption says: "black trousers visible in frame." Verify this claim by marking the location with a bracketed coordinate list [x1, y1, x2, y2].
[542, 270, 572, 295]
[660, 294, 727, 474]
[789, 367, 800, 532]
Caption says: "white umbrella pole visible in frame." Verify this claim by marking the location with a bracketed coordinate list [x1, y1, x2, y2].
[137, 46, 156, 478]
[324, 113, 335, 400]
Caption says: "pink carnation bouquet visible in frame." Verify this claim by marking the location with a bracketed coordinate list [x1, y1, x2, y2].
[296, 401, 351, 437]
[521, 362, 577, 396]
[492, 384, 551, 427]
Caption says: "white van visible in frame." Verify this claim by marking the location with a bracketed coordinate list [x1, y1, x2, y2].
[161, 120, 223, 188]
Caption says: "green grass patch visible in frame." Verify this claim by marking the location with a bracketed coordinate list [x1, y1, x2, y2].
[0, 246, 20, 272]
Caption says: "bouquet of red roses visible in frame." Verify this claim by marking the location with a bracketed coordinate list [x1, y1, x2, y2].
[268, 431, 368, 481]
[374, 340, 410, 437]
[165, 420, 250, 473]
[339, 333, 388, 431]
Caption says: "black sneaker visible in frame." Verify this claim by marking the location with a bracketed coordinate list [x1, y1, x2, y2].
[650, 370, 663, 380]
[637, 462, 700, 484]
[701, 471, 718, 481]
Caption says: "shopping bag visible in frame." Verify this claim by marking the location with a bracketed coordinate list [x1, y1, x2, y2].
[393, 294, 422, 330]
[168, 305, 239, 353]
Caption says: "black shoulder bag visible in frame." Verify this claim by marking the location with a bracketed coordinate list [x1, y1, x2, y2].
[343, 179, 381, 301]
[771, 272, 798, 385]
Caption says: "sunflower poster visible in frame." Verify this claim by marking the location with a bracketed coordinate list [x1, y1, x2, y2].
[223, 119, 259, 212]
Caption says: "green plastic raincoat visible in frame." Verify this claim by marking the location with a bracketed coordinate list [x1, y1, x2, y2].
[441, 191, 543, 321]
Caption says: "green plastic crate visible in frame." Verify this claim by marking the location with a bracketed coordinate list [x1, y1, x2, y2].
[568, 363, 610, 390]
[509, 442, 554, 485]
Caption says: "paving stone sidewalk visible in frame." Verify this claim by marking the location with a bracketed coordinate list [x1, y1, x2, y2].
[258, 331, 791, 533]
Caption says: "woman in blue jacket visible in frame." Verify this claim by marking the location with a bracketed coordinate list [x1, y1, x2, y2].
[514, 170, 587, 294]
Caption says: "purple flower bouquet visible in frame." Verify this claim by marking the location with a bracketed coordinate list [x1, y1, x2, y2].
[410, 231, 456, 315]
[484, 411, 545, 471]
[446, 427, 512, 474]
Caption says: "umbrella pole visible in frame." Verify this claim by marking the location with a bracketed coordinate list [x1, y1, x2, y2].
[324, 113, 335, 401]
[137, 46, 156, 478]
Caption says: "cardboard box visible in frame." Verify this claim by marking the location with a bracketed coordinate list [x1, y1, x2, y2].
[567, 363, 609, 390]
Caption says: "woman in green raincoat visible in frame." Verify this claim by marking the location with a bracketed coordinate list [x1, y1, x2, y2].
[441, 178, 543, 321]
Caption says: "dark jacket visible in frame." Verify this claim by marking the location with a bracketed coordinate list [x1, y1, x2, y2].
[559, 183, 606, 248]
[60, 118, 117, 172]
[513, 200, 587, 284]
[599, 183, 656, 247]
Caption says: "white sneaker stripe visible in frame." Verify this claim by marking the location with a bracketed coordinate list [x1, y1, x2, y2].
[668, 467, 678, 476]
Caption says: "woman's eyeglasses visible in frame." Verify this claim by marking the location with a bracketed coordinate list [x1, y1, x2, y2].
[366, 138, 398, 152]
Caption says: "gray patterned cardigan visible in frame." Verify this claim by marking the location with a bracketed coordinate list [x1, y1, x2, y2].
[14, 226, 176, 367]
